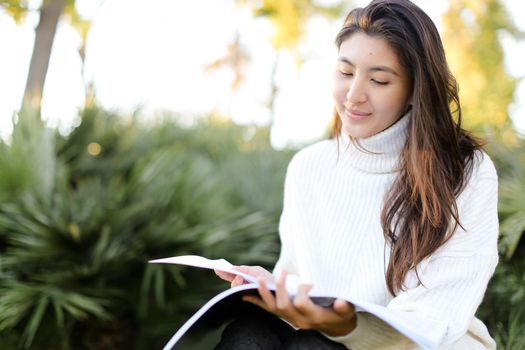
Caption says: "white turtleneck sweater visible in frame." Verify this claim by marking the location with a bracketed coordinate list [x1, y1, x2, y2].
[273, 115, 499, 350]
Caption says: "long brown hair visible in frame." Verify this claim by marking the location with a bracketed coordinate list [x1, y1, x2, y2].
[332, 0, 484, 295]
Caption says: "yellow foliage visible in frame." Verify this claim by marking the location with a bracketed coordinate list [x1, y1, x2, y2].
[253, 0, 337, 49]
[63, 1, 91, 41]
[258, 0, 302, 48]
[443, 0, 517, 130]
[0, 0, 29, 23]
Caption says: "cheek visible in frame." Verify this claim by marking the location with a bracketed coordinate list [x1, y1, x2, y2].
[375, 89, 408, 112]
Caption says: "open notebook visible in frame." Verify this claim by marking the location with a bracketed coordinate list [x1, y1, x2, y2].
[150, 255, 447, 350]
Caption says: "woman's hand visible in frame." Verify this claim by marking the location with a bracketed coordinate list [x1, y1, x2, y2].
[242, 270, 357, 337]
[214, 265, 275, 288]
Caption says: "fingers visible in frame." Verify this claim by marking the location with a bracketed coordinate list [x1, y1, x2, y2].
[216, 265, 272, 287]
[257, 277, 277, 310]
[241, 274, 357, 336]
[214, 269, 236, 282]
[234, 266, 274, 283]
[292, 283, 314, 313]
[332, 299, 355, 319]
[257, 272, 306, 329]
[274, 270, 293, 311]
[231, 275, 245, 287]
[214, 268, 247, 286]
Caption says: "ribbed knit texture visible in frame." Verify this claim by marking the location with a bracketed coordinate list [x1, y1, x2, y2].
[274, 114, 499, 350]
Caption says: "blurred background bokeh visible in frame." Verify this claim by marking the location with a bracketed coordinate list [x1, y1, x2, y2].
[0, 0, 524, 349]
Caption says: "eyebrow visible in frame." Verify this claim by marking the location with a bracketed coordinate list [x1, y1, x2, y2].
[337, 57, 399, 76]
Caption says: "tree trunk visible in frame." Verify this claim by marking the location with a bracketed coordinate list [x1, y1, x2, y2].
[22, 0, 66, 110]
[268, 51, 280, 130]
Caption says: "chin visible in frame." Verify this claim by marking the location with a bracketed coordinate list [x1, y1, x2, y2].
[342, 126, 373, 139]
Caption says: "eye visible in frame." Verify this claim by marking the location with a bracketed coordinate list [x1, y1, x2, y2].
[372, 79, 389, 85]
[339, 71, 354, 77]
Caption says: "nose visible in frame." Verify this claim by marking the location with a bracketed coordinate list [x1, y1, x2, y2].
[346, 77, 367, 105]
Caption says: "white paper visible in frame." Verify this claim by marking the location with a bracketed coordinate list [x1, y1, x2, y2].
[149, 255, 258, 284]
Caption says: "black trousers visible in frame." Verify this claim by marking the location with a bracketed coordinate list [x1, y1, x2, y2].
[214, 309, 349, 350]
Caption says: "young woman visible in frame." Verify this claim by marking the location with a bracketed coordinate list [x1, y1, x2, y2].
[215, 0, 499, 349]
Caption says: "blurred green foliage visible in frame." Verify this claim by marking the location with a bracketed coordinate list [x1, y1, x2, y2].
[0, 107, 293, 349]
[478, 130, 525, 350]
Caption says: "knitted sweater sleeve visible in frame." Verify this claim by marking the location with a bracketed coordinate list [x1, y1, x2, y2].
[329, 153, 499, 349]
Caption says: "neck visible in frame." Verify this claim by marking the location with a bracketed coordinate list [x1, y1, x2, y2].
[338, 112, 411, 174]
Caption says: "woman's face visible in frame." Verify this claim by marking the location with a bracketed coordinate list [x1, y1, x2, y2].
[333, 32, 412, 139]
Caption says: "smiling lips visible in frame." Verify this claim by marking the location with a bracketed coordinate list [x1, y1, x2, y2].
[345, 108, 372, 121]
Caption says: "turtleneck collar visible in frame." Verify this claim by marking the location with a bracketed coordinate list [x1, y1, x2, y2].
[337, 111, 411, 174]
